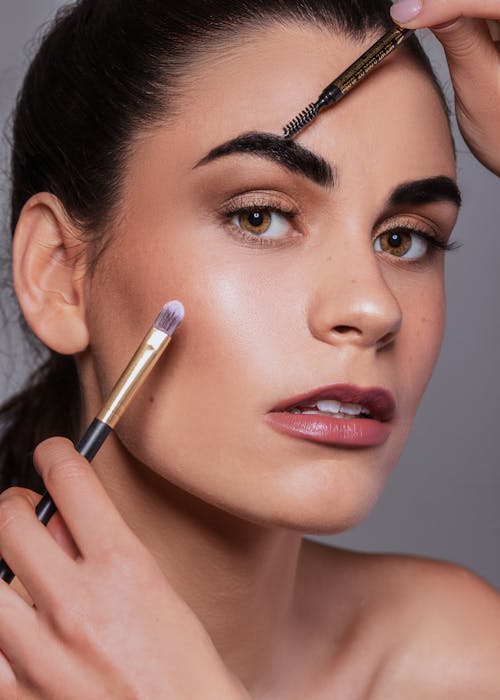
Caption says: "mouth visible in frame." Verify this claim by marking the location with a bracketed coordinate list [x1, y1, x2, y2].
[266, 383, 395, 448]
[269, 383, 396, 422]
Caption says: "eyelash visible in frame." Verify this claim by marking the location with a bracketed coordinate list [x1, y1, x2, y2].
[221, 201, 458, 258]
[222, 201, 297, 247]
[377, 226, 456, 254]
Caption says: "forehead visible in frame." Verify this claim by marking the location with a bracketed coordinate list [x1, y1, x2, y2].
[131, 22, 455, 191]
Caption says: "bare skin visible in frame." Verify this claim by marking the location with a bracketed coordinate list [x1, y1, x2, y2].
[8, 533, 500, 698]
[3, 10, 500, 700]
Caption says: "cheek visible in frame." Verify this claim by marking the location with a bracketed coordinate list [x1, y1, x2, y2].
[92, 224, 281, 449]
[398, 275, 446, 412]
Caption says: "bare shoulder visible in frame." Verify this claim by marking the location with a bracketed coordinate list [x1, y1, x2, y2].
[371, 552, 500, 698]
[303, 540, 500, 699]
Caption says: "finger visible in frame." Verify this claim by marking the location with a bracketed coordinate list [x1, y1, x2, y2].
[0, 490, 75, 610]
[33, 437, 129, 559]
[0, 649, 16, 700]
[0, 579, 40, 672]
[420, 18, 498, 108]
[431, 16, 498, 60]
[0, 579, 69, 697]
[391, 3, 500, 174]
[427, 17, 500, 174]
[389, 2, 499, 102]
[14, 489, 80, 562]
[390, 0, 500, 26]
[486, 18, 500, 40]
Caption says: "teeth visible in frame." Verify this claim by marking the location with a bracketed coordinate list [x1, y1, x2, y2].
[316, 401, 367, 416]
[316, 399, 341, 413]
[338, 402, 364, 416]
[288, 400, 371, 417]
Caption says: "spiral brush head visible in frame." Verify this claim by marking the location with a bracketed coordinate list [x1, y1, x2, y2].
[283, 102, 319, 139]
[282, 26, 415, 140]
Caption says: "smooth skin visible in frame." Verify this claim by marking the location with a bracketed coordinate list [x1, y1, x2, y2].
[1, 2, 499, 698]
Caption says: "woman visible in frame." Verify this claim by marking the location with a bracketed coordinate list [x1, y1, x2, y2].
[0, 0, 498, 697]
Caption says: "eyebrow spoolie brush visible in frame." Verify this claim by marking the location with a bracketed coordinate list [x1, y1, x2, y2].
[283, 25, 414, 139]
[0, 300, 184, 584]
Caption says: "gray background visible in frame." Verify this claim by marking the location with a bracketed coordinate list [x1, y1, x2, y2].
[0, 2, 498, 588]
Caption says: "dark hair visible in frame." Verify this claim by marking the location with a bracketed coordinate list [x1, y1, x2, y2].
[0, 0, 450, 491]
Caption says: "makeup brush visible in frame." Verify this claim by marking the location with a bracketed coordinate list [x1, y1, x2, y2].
[0, 300, 184, 584]
[283, 25, 414, 139]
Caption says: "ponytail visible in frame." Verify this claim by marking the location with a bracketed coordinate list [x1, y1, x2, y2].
[0, 351, 81, 491]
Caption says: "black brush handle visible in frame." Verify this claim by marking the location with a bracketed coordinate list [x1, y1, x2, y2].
[0, 419, 111, 584]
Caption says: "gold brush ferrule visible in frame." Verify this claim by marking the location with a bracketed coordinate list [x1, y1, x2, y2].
[334, 26, 410, 96]
[97, 328, 172, 429]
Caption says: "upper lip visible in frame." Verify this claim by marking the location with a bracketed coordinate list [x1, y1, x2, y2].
[270, 383, 396, 422]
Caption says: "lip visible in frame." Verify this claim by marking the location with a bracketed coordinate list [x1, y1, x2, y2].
[265, 383, 395, 448]
[269, 383, 395, 422]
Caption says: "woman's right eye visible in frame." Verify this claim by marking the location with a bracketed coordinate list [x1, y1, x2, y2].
[229, 207, 296, 242]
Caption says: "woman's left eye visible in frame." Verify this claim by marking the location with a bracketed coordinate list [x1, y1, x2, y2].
[230, 208, 292, 240]
[374, 227, 431, 260]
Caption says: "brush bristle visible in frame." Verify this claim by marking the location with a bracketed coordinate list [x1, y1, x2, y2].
[154, 300, 185, 336]
[283, 103, 319, 139]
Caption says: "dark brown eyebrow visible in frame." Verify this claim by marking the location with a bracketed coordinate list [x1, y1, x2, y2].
[194, 131, 335, 189]
[194, 133, 462, 211]
[388, 176, 462, 209]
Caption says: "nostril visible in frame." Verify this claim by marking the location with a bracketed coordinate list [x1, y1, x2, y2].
[334, 325, 356, 334]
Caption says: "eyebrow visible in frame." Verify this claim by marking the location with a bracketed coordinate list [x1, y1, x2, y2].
[194, 131, 462, 210]
[194, 131, 335, 189]
[388, 176, 462, 209]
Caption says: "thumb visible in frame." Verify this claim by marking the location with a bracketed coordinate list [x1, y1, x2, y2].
[428, 17, 497, 82]
[391, 3, 500, 173]
[431, 19, 500, 175]
[389, 2, 499, 80]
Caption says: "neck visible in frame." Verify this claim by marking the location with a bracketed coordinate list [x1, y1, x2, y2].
[92, 434, 304, 690]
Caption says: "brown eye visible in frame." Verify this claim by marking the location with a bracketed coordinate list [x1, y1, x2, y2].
[374, 227, 428, 259]
[237, 209, 272, 234]
[231, 207, 293, 240]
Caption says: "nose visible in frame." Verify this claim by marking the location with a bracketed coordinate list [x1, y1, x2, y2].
[307, 243, 402, 351]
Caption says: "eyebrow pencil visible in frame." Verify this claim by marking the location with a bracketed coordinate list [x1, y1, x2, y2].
[283, 25, 414, 139]
[0, 300, 184, 585]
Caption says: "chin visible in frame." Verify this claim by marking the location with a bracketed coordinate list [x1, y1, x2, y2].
[282, 488, 384, 535]
[219, 461, 391, 536]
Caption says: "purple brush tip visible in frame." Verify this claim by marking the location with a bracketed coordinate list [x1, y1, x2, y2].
[154, 300, 185, 336]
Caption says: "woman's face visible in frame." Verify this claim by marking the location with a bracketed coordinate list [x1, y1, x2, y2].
[81, 23, 459, 532]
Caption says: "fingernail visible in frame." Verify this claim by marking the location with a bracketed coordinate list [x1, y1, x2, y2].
[390, 0, 423, 24]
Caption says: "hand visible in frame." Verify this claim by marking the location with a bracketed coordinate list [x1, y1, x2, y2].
[391, 0, 500, 175]
[0, 437, 249, 700]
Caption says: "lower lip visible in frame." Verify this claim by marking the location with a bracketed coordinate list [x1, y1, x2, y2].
[265, 413, 391, 447]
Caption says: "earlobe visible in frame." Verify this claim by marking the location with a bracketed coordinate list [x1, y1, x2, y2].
[12, 193, 90, 355]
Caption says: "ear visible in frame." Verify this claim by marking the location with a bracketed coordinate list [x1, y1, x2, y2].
[12, 193, 90, 354]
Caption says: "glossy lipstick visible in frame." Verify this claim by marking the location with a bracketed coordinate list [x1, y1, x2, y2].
[265, 383, 395, 448]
